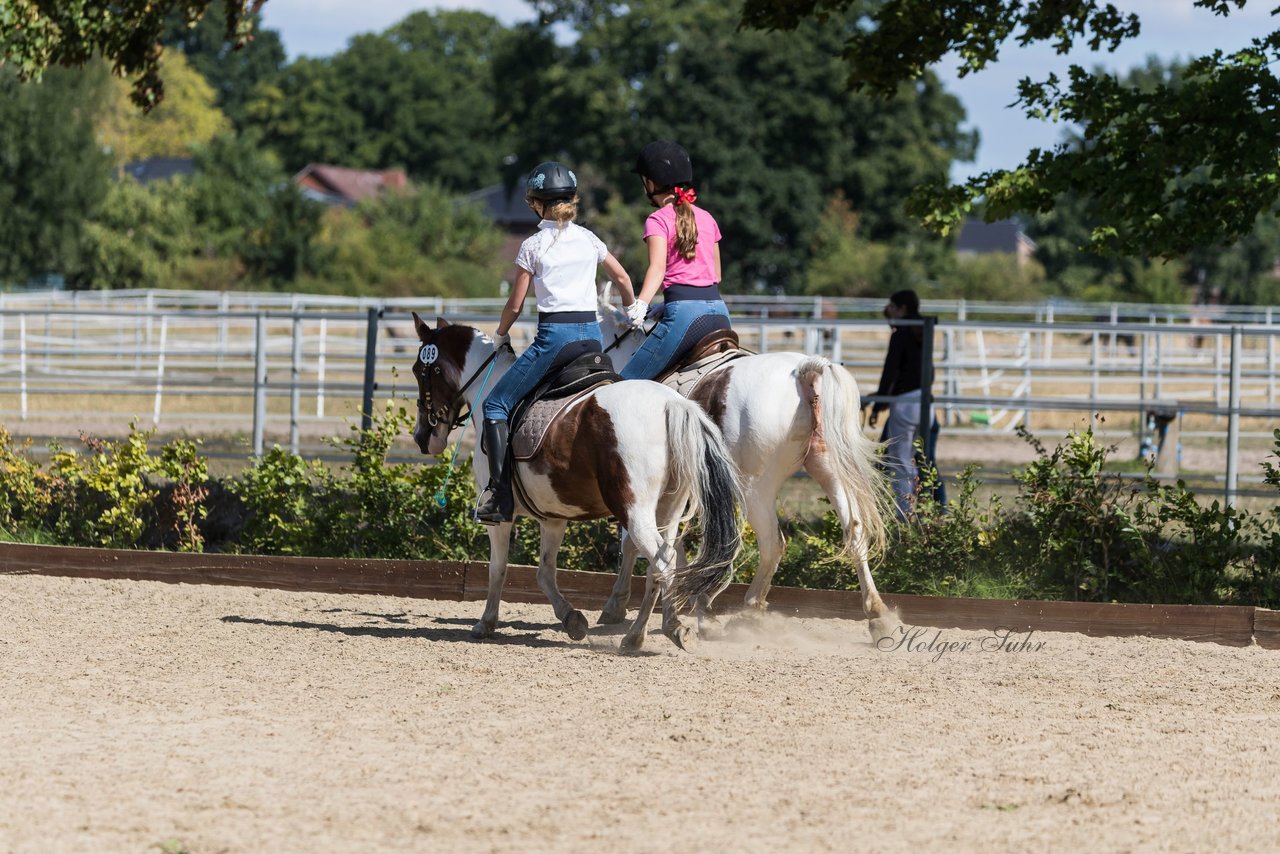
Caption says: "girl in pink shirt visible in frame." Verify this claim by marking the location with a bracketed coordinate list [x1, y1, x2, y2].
[620, 140, 733, 380]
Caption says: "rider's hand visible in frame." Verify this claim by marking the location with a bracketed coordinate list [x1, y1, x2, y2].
[493, 331, 512, 351]
[626, 300, 649, 328]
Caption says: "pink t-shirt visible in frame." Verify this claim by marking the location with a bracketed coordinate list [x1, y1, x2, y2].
[643, 203, 721, 288]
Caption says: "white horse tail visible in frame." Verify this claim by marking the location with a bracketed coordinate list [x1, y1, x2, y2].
[664, 397, 744, 611]
[797, 357, 891, 560]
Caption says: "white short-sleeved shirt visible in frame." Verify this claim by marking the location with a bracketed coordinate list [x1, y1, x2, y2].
[514, 220, 608, 313]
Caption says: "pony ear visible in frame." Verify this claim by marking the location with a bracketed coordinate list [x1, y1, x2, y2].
[597, 280, 613, 304]
[436, 316, 450, 330]
[412, 311, 430, 339]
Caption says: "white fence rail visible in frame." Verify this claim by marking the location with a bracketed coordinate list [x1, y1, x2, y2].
[0, 291, 1276, 502]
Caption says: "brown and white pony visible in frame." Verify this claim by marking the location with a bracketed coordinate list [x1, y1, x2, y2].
[409, 313, 743, 651]
[597, 301, 896, 641]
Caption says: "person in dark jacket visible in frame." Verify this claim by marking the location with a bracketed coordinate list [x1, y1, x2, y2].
[867, 289, 929, 517]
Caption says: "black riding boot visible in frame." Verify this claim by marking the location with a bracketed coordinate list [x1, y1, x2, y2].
[475, 418, 514, 524]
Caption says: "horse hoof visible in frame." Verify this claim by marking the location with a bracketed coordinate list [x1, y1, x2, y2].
[665, 625, 693, 651]
[867, 614, 898, 644]
[620, 633, 644, 653]
[597, 608, 626, 625]
[696, 616, 727, 641]
[470, 622, 494, 640]
[564, 610, 589, 641]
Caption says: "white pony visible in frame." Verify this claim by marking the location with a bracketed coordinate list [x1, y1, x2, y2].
[596, 300, 895, 640]
[410, 313, 743, 651]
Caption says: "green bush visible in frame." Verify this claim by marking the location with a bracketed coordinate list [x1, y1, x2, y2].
[230, 445, 324, 555]
[752, 426, 1279, 608]
[0, 413, 1273, 610]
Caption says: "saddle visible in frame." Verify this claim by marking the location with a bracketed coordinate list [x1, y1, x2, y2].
[654, 329, 752, 398]
[510, 351, 620, 461]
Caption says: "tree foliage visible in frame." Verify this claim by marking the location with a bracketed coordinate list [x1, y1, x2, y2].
[0, 66, 112, 283]
[241, 11, 512, 189]
[740, 0, 1280, 258]
[97, 51, 230, 163]
[514, 0, 974, 291]
[0, 0, 263, 109]
[299, 187, 507, 298]
[82, 177, 198, 288]
[163, 0, 284, 126]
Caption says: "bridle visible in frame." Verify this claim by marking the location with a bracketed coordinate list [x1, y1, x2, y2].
[416, 336, 505, 431]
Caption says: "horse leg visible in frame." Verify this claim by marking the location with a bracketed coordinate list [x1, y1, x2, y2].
[619, 519, 679, 652]
[533, 519, 589, 641]
[805, 452, 896, 642]
[473, 522, 513, 639]
[741, 487, 786, 611]
[599, 527, 638, 625]
[655, 504, 695, 650]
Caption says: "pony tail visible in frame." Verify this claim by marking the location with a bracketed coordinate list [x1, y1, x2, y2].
[674, 193, 698, 261]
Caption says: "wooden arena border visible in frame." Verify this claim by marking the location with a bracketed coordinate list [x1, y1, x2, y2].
[1, 542, 1276, 650]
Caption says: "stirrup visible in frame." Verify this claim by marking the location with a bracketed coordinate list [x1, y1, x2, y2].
[474, 483, 512, 524]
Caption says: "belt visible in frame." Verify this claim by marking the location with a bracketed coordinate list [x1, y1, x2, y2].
[664, 283, 722, 302]
[537, 310, 597, 323]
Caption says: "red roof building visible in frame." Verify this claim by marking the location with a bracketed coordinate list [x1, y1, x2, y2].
[293, 164, 409, 206]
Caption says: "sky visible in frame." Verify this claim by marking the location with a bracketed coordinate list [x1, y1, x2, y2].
[258, 1, 1277, 181]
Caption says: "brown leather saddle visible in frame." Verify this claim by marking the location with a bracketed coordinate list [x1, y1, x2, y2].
[653, 329, 752, 398]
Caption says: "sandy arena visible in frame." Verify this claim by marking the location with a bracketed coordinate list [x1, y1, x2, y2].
[1, 574, 1277, 852]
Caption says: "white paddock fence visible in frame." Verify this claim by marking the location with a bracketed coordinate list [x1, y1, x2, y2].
[0, 289, 1276, 503]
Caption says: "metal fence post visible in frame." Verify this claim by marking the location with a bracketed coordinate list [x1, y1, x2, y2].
[1090, 332, 1099, 432]
[252, 313, 267, 458]
[1139, 328, 1149, 450]
[290, 312, 303, 454]
[18, 314, 27, 421]
[1226, 327, 1241, 508]
[919, 316, 936, 460]
[316, 318, 328, 418]
[153, 315, 168, 426]
[361, 307, 381, 432]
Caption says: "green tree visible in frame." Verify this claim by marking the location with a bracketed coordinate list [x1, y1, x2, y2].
[515, 0, 974, 291]
[804, 194, 901, 297]
[163, 0, 285, 127]
[302, 185, 505, 298]
[0, 66, 112, 284]
[242, 10, 511, 189]
[82, 177, 198, 288]
[740, 0, 1280, 258]
[97, 51, 230, 163]
[186, 131, 324, 287]
[240, 58, 365, 169]
[1022, 57, 1276, 305]
[0, 0, 263, 109]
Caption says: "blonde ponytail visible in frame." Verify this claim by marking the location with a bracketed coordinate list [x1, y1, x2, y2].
[672, 186, 698, 260]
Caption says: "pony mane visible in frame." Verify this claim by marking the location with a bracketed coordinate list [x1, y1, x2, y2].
[598, 300, 630, 334]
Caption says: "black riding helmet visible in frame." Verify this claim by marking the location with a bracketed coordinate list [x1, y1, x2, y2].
[632, 140, 693, 187]
[525, 161, 578, 200]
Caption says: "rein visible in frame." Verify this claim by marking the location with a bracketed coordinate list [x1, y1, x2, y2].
[420, 343, 507, 508]
[601, 318, 651, 356]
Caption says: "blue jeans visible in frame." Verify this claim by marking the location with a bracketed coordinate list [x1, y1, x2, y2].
[881, 389, 921, 518]
[482, 321, 603, 421]
[619, 298, 730, 380]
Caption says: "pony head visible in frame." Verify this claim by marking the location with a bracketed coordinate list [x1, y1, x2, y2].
[410, 312, 486, 456]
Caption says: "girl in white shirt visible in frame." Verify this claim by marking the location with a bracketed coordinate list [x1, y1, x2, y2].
[475, 161, 636, 523]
